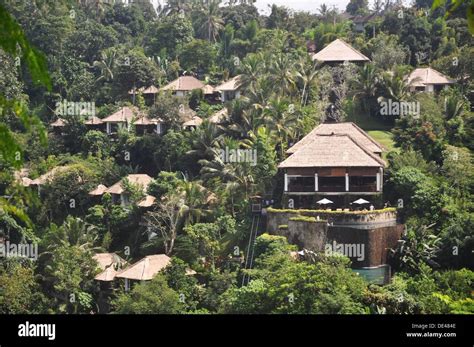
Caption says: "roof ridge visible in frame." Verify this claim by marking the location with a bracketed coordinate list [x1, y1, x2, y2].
[279, 133, 385, 168]
[341, 134, 386, 167]
[336, 39, 370, 61]
[314, 38, 370, 61]
[348, 122, 385, 151]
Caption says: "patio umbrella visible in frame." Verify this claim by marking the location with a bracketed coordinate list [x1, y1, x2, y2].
[316, 198, 333, 205]
[352, 198, 370, 205]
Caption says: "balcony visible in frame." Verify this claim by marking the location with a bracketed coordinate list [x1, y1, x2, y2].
[285, 175, 380, 194]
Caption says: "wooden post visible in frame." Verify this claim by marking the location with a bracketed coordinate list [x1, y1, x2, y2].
[377, 168, 383, 192]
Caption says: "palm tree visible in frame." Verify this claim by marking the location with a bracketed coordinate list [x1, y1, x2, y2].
[444, 92, 467, 120]
[390, 224, 440, 274]
[179, 180, 211, 224]
[43, 216, 99, 252]
[199, 149, 254, 216]
[246, 77, 275, 110]
[295, 59, 320, 106]
[262, 97, 297, 157]
[352, 64, 379, 113]
[239, 53, 265, 93]
[92, 49, 116, 83]
[379, 69, 413, 103]
[197, 0, 224, 42]
[318, 4, 329, 19]
[160, 0, 191, 17]
[225, 98, 256, 137]
[186, 121, 222, 159]
[268, 53, 297, 96]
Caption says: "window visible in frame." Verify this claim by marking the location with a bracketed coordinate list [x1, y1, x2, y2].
[318, 176, 345, 192]
[288, 176, 314, 192]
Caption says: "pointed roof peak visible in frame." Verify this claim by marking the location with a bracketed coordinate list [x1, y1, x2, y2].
[312, 38, 370, 63]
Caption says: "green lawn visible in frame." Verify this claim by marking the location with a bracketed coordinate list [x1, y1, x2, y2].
[346, 110, 398, 159]
[367, 130, 397, 154]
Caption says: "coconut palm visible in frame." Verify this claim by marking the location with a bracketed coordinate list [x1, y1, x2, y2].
[179, 180, 212, 224]
[352, 64, 379, 113]
[92, 49, 116, 83]
[186, 121, 223, 159]
[199, 149, 255, 216]
[295, 59, 321, 106]
[262, 97, 297, 157]
[378, 67, 414, 103]
[160, 0, 191, 17]
[318, 4, 329, 18]
[444, 92, 467, 120]
[196, 0, 224, 42]
[225, 98, 256, 137]
[43, 216, 99, 252]
[268, 53, 298, 96]
[239, 53, 266, 93]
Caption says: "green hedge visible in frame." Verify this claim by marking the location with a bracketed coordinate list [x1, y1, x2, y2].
[267, 207, 397, 215]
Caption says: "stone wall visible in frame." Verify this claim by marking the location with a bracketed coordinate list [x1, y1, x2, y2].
[267, 208, 403, 268]
[328, 225, 404, 267]
[274, 219, 328, 251]
[266, 208, 398, 234]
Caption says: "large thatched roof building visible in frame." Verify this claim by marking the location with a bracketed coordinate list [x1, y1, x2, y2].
[279, 122, 385, 208]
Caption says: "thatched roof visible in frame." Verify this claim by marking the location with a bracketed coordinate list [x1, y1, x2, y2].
[88, 184, 108, 196]
[183, 116, 203, 128]
[312, 39, 370, 62]
[138, 194, 156, 207]
[116, 254, 171, 281]
[202, 84, 215, 95]
[161, 76, 205, 92]
[178, 106, 197, 123]
[186, 268, 197, 276]
[95, 267, 119, 282]
[84, 116, 104, 125]
[102, 106, 143, 123]
[209, 108, 228, 124]
[19, 177, 33, 187]
[14, 169, 33, 187]
[215, 75, 242, 91]
[128, 85, 159, 95]
[105, 174, 153, 195]
[407, 67, 455, 87]
[279, 134, 386, 168]
[93, 253, 126, 270]
[93, 253, 128, 282]
[29, 166, 72, 186]
[133, 116, 163, 126]
[50, 118, 66, 127]
[288, 122, 384, 155]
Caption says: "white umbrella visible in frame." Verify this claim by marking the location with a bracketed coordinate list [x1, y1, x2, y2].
[316, 198, 333, 205]
[352, 198, 370, 205]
